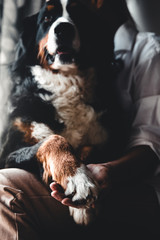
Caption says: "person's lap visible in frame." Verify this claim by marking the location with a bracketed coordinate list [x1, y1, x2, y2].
[0, 168, 78, 239]
[0, 168, 160, 240]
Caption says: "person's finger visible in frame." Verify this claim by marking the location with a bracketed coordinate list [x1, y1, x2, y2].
[51, 190, 66, 202]
[50, 182, 66, 202]
[50, 182, 64, 192]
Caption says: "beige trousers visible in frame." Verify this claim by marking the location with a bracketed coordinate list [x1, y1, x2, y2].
[0, 168, 160, 240]
[0, 168, 78, 240]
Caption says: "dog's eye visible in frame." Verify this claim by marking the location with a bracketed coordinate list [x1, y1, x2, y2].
[44, 16, 53, 23]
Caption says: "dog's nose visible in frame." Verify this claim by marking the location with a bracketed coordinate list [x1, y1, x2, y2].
[55, 22, 75, 43]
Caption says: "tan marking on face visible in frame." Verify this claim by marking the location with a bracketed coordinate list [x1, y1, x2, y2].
[47, 5, 55, 11]
[38, 33, 50, 70]
[91, 0, 104, 9]
[96, 0, 104, 8]
[36, 135, 81, 187]
[70, 2, 78, 7]
[14, 118, 38, 144]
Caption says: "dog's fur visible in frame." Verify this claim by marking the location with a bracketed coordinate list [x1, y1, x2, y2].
[0, 0, 114, 225]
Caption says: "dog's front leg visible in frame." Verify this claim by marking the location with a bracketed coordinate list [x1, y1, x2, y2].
[36, 134, 81, 187]
[36, 134, 99, 225]
[5, 142, 42, 173]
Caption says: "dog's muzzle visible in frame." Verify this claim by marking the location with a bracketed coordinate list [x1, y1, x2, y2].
[45, 20, 80, 68]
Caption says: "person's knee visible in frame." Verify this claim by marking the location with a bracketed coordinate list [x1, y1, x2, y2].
[0, 168, 50, 200]
[0, 169, 28, 213]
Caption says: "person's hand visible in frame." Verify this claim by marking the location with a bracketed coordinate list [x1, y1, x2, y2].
[50, 182, 86, 208]
[50, 163, 111, 207]
[86, 163, 111, 191]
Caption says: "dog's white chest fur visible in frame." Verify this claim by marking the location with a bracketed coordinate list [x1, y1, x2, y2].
[31, 66, 107, 148]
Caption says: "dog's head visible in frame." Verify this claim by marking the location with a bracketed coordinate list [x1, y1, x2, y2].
[37, 0, 81, 72]
[13, 0, 113, 74]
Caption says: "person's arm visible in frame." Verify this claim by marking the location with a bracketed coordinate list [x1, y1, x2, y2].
[108, 146, 157, 183]
[88, 145, 158, 187]
[50, 145, 158, 207]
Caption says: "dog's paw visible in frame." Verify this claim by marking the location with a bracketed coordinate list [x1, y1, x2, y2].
[69, 207, 96, 225]
[65, 164, 99, 225]
[65, 164, 99, 205]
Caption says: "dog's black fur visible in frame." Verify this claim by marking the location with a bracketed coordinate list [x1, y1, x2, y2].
[0, 0, 116, 177]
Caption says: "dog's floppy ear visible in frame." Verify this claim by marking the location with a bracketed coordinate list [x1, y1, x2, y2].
[12, 13, 38, 72]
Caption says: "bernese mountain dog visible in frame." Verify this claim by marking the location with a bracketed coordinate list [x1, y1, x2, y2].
[0, 0, 114, 225]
